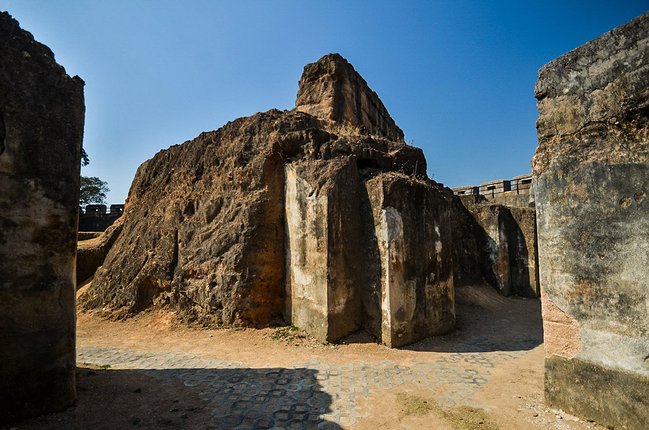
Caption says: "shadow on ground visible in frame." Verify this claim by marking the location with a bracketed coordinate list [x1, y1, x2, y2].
[405, 285, 543, 353]
[11, 366, 340, 430]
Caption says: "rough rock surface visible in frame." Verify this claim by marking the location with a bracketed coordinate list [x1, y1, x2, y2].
[296, 53, 405, 143]
[534, 12, 649, 429]
[0, 13, 85, 423]
[82, 53, 453, 345]
[77, 217, 124, 285]
[365, 173, 455, 347]
[83, 110, 310, 326]
[452, 195, 539, 298]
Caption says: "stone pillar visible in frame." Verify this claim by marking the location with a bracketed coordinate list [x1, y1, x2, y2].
[365, 174, 455, 347]
[534, 12, 649, 429]
[284, 158, 363, 342]
[0, 13, 85, 423]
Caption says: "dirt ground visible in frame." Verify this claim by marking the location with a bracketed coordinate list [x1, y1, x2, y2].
[6, 285, 604, 430]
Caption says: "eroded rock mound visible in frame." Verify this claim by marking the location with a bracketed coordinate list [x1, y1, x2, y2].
[82, 54, 454, 346]
[296, 53, 405, 142]
[77, 217, 124, 285]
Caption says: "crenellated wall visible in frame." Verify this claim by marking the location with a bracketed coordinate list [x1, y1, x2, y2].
[79, 204, 124, 232]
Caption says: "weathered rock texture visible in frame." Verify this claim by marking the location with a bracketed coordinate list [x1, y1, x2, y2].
[452, 195, 539, 298]
[296, 53, 405, 143]
[77, 217, 123, 285]
[534, 12, 649, 429]
[285, 159, 364, 342]
[365, 174, 455, 347]
[0, 13, 84, 423]
[82, 53, 455, 345]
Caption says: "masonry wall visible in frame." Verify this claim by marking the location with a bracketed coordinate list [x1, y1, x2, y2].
[0, 13, 85, 423]
[534, 12, 649, 429]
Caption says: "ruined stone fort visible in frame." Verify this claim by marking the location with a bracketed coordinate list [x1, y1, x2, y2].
[1, 10, 647, 429]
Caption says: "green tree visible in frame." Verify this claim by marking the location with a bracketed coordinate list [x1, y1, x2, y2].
[80, 148, 109, 206]
[80, 176, 109, 206]
[81, 147, 90, 167]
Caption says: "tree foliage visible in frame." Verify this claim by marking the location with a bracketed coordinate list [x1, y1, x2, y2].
[81, 147, 90, 167]
[80, 147, 109, 206]
[80, 176, 109, 206]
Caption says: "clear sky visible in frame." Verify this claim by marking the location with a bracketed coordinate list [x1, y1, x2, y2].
[4, 1, 648, 205]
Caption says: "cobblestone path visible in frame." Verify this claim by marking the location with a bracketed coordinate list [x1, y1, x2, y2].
[78, 336, 539, 430]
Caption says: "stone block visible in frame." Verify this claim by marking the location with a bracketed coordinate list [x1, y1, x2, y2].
[0, 12, 84, 423]
[534, 11, 649, 428]
[545, 356, 649, 429]
[284, 158, 363, 342]
[365, 174, 455, 347]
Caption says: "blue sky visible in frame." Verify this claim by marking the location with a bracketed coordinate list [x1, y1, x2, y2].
[4, 1, 648, 204]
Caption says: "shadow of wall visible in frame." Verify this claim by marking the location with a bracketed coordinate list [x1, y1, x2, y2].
[11, 366, 341, 430]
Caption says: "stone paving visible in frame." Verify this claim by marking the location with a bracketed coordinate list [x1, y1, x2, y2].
[77, 335, 539, 430]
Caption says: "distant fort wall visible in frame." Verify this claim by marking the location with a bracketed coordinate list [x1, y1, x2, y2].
[452, 173, 533, 208]
[79, 204, 124, 232]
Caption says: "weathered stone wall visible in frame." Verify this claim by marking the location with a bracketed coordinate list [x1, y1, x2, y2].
[508, 207, 538, 297]
[285, 158, 363, 342]
[488, 191, 532, 209]
[450, 196, 485, 288]
[365, 174, 455, 347]
[0, 13, 85, 423]
[534, 12, 649, 428]
[453, 195, 539, 297]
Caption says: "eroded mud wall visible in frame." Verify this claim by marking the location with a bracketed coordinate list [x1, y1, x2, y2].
[0, 13, 84, 423]
[534, 12, 649, 428]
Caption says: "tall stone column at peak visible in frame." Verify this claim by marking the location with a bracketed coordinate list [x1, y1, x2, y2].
[533, 12, 649, 429]
[0, 12, 85, 423]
